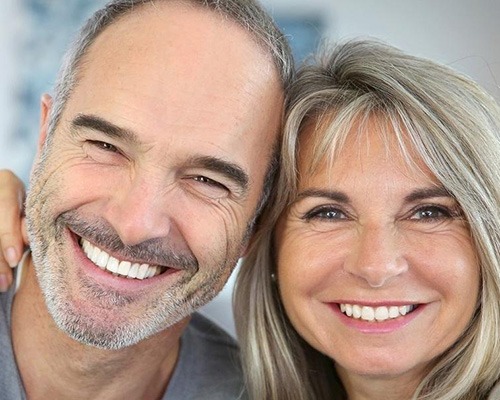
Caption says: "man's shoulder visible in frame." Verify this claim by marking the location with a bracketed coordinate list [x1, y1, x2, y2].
[163, 313, 246, 400]
[0, 284, 26, 400]
[187, 312, 239, 349]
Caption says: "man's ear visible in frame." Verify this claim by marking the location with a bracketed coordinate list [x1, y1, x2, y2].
[37, 94, 53, 152]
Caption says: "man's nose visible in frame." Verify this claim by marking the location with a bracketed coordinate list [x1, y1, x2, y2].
[343, 225, 408, 288]
[103, 177, 174, 246]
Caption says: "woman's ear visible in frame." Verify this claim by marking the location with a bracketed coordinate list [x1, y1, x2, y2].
[37, 94, 53, 152]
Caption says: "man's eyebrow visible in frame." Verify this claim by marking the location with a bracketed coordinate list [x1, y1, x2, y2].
[296, 189, 350, 204]
[71, 114, 140, 145]
[404, 186, 452, 203]
[188, 156, 249, 195]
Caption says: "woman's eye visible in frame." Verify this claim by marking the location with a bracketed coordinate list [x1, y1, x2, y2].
[409, 205, 452, 221]
[303, 206, 347, 221]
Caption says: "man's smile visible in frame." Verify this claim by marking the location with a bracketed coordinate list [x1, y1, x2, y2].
[80, 238, 166, 280]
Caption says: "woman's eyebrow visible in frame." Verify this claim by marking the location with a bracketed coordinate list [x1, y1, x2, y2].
[404, 186, 452, 203]
[296, 189, 351, 204]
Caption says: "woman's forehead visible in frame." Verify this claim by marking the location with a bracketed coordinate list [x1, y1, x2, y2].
[297, 113, 435, 185]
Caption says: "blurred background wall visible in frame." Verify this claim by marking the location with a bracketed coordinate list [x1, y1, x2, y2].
[0, 0, 498, 336]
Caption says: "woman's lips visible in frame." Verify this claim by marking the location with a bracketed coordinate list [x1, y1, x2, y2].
[329, 301, 425, 334]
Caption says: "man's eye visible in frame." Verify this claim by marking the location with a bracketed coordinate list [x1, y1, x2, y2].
[187, 176, 230, 199]
[89, 140, 118, 153]
[193, 176, 227, 189]
[83, 140, 124, 165]
[409, 205, 452, 221]
[303, 206, 348, 221]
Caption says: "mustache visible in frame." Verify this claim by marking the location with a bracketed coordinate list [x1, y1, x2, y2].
[57, 211, 198, 271]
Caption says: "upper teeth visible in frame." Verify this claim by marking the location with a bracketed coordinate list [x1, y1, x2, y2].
[81, 239, 162, 280]
[340, 304, 415, 322]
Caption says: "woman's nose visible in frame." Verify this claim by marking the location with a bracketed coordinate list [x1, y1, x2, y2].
[343, 225, 408, 288]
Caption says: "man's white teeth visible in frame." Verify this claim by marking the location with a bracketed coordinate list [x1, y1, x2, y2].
[340, 303, 415, 322]
[81, 239, 161, 280]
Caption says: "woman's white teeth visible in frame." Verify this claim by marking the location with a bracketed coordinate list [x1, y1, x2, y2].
[340, 304, 415, 322]
[81, 239, 161, 279]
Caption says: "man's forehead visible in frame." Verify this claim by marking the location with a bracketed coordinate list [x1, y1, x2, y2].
[59, 0, 284, 183]
[82, 2, 271, 66]
[72, 1, 281, 103]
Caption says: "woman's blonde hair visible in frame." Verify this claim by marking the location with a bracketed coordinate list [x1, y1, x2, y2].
[234, 39, 500, 400]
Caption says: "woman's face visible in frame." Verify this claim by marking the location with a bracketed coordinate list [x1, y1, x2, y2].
[275, 118, 480, 388]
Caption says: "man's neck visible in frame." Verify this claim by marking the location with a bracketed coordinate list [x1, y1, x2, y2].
[11, 257, 189, 400]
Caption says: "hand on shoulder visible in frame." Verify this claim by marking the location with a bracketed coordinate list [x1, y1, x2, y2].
[0, 170, 28, 292]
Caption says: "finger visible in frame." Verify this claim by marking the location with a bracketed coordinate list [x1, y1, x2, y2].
[0, 169, 26, 268]
[0, 263, 14, 292]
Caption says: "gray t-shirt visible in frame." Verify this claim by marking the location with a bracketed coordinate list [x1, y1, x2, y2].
[0, 283, 246, 399]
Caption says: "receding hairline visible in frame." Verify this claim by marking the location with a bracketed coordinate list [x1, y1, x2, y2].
[74, 1, 282, 92]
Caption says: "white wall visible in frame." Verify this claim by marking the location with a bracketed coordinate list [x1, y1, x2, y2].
[263, 0, 500, 100]
[0, 1, 498, 337]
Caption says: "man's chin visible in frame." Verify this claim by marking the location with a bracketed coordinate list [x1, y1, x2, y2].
[45, 289, 195, 350]
[49, 307, 155, 350]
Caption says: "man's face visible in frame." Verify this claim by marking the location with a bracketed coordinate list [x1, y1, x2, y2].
[25, 3, 283, 349]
